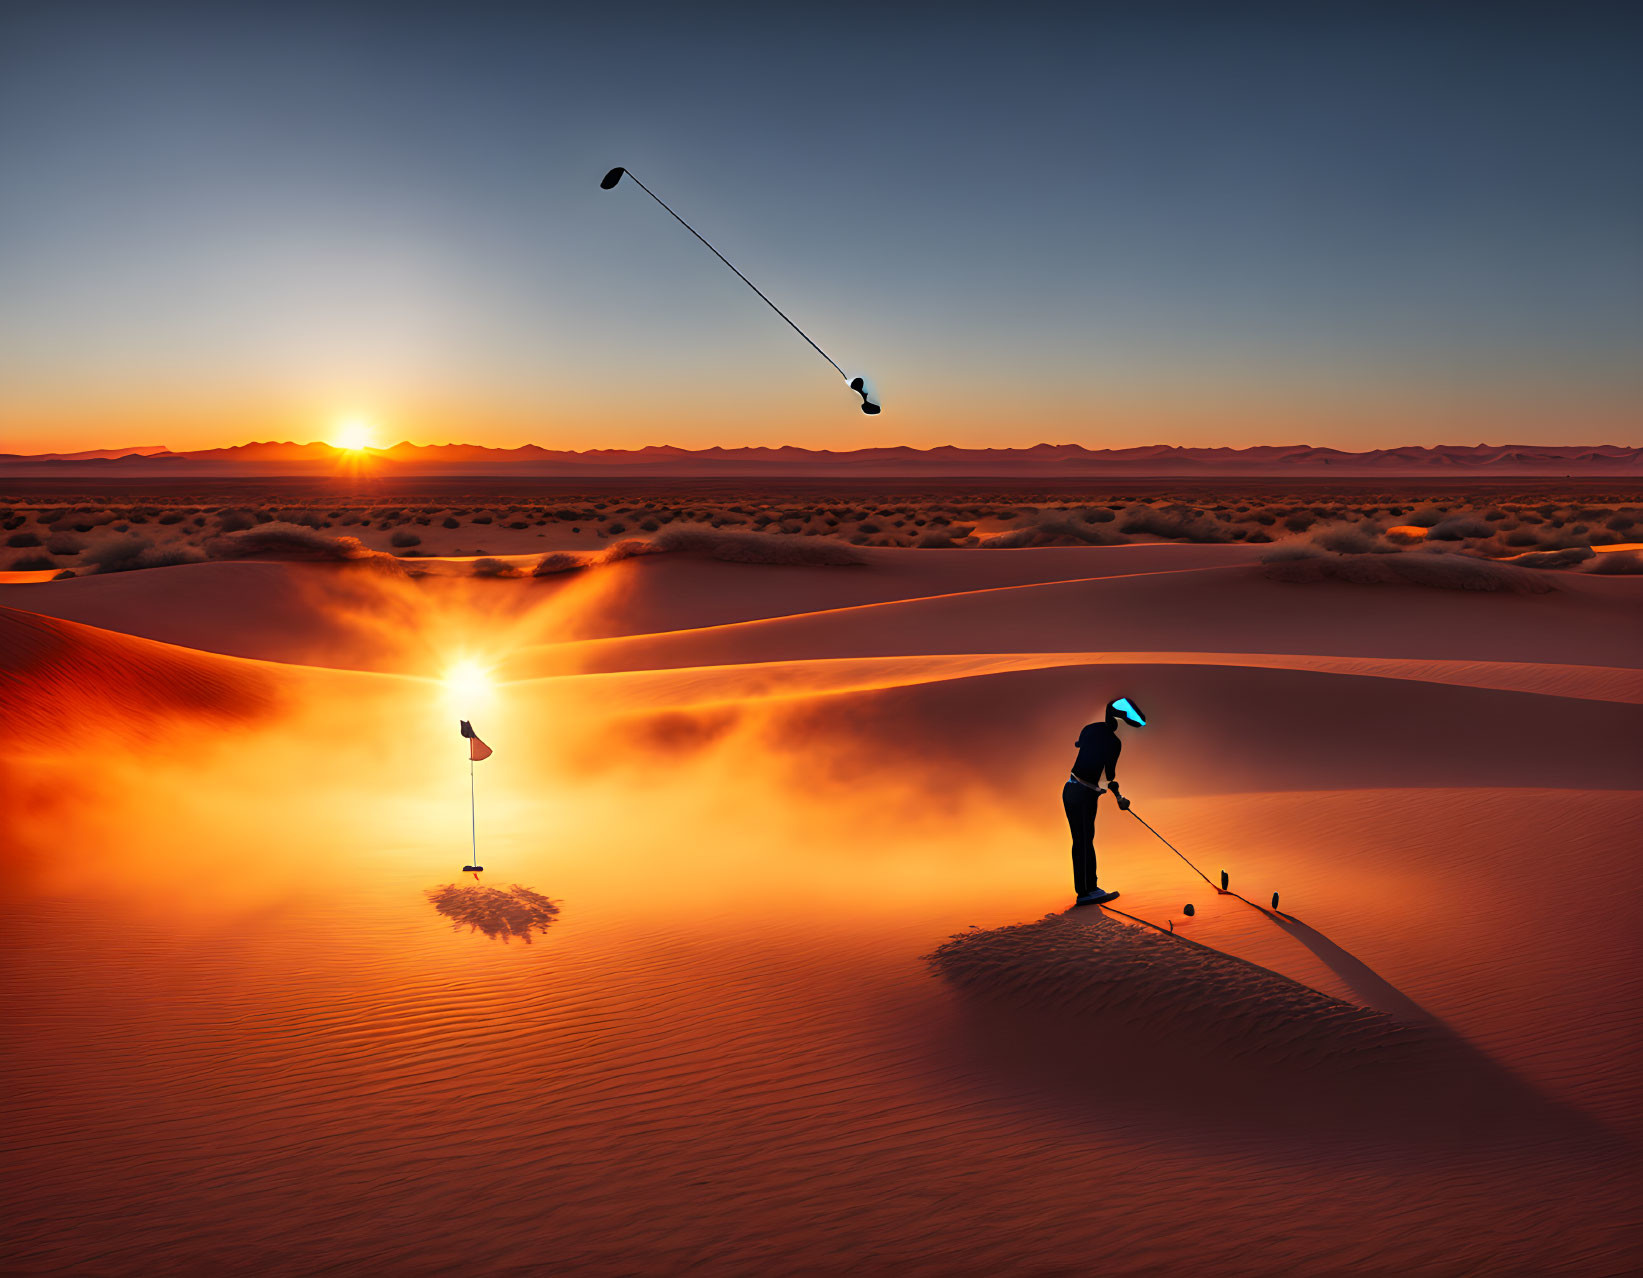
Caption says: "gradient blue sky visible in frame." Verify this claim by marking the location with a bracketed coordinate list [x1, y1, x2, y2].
[1, 1, 1638, 452]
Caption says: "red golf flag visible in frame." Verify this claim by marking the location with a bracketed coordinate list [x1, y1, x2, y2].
[459, 720, 493, 762]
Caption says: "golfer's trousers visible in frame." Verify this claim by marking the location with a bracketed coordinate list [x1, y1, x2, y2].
[1062, 780, 1101, 895]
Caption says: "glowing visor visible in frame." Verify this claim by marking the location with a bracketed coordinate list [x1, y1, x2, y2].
[1107, 697, 1147, 727]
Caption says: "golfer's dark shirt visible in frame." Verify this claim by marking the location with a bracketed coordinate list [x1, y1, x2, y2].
[1071, 722, 1121, 787]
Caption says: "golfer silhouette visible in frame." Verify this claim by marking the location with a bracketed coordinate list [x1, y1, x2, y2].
[1063, 697, 1146, 905]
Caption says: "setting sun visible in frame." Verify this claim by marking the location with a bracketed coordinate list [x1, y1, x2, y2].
[333, 418, 376, 451]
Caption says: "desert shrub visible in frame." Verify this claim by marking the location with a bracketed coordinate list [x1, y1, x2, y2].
[1309, 522, 1390, 554]
[1587, 551, 1643, 574]
[390, 530, 422, 548]
[81, 536, 202, 573]
[604, 529, 865, 566]
[1119, 506, 1234, 542]
[532, 552, 587, 576]
[53, 569, 76, 580]
[207, 522, 371, 561]
[1426, 517, 1493, 541]
[606, 522, 627, 535]
[507, 520, 529, 529]
[6, 531, 41, 548]
[140, 546, 207, 569]
[157, 512, 184, 525]
[437, 516, 457, 529]
[1406, 507, 1446, 528]
[1263, 549, 1551, 593]
[8, 554, 57, 571]
[981, 517, 1123, 548]
[470, 557, 523, 578]
[472, 514, 493, 524]
[85, 538, 151, 572]
[46, 534, 85, 555]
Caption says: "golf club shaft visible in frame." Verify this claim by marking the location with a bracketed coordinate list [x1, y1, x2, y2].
[470, 758, 477, 866]
[1126, 808, 1218, 891]
[620, 170, 848, 380]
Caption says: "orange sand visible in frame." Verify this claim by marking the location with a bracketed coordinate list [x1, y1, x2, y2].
[2, 545, 1640, 1273]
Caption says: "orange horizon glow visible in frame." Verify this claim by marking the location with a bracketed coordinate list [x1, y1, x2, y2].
[3, 374, 1641, 459]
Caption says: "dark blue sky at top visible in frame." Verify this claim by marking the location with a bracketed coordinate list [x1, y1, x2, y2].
[1, 1, 1638, 450]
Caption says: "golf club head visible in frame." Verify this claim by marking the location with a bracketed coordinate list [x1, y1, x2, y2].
[850, 375, 881, 415]
[599, 166, 627, 190]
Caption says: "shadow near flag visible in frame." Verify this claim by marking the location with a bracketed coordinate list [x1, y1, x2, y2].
[427, 883, 560, 942]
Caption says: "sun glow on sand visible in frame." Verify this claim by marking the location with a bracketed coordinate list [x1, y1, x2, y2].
[444, 659, 495, 715]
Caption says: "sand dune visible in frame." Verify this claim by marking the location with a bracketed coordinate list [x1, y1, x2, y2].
[2, 545, 1639, 1274]
[0, 544, 1266, 667]
[928, 908, 1609, 1155]
[517, 556, 1643, 675]
[516, 647, 1643, 713]
[0, 604, 277, 745]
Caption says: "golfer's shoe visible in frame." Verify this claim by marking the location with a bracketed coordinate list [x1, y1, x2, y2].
[1076, 888, 1119, 905]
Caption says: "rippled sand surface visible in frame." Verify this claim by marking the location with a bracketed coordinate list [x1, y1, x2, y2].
[3, 548, 1640, 1273]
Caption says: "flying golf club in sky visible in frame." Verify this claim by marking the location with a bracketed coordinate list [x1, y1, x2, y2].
[600, 166, 880, 414]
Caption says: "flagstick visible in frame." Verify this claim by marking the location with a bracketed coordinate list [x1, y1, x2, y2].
[468, 756, 479, 874]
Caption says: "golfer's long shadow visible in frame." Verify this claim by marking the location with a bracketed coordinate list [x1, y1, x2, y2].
[925, 908, 1618, 1163]
[1216, 890, 1434, 1024]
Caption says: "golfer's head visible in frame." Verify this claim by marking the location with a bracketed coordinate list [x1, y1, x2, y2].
[1105, 697, 1146, 729]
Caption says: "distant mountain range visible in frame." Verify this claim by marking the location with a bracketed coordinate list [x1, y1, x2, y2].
[1, 441, 1639, 477]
